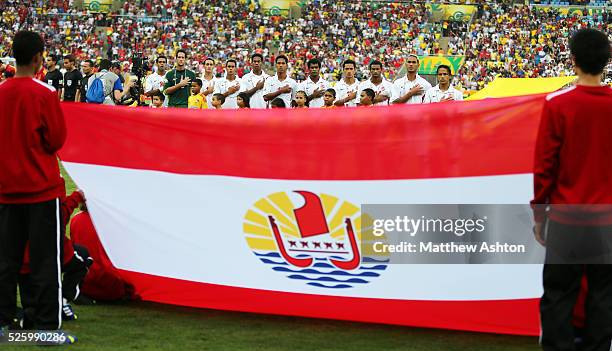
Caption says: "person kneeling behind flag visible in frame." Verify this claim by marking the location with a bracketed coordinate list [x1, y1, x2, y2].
[70, 203, 137, 302]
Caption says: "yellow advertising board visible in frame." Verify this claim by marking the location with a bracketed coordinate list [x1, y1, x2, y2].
[418, 56, 465, 75]
[443, 5, 476, 22]
[83, 0, 112, 13]
[426, 4, 476, 22]
[260, 0, 306, 17]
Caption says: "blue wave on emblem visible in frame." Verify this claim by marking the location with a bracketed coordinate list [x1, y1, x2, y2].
[359, 265, 387, 270]
[307, 283, 353, 289]
[312, 263, 334, 268]
[272, 267, 380, 277]
[287, 275, 368, 284]
[254, 252, 283, 258]
[362, 257, 390, 263]
[259, 258, 288, 265]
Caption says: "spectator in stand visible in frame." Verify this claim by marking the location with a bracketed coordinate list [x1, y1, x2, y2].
[0, 1, 609, 95]
[0, 60, 15, 81]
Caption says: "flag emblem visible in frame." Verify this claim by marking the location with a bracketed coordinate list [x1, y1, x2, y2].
[243, 191, 388, 289]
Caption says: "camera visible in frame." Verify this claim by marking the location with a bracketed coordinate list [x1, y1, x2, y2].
[124, 52, 148, 106]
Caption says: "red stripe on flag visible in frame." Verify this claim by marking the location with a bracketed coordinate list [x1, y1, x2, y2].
[119, 269, 540, 336]
[59, 95, 545, 180]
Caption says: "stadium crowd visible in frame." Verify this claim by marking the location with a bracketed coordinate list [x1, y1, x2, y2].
[0, 0, 610, 106]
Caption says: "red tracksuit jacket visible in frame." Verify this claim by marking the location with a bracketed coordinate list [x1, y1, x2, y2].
[531, 85, 612, 225]
[0, 77, 66, 204]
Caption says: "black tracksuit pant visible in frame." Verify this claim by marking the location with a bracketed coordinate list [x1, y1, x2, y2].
[540, 220, 612, 351]
[0, 199, 63, 330]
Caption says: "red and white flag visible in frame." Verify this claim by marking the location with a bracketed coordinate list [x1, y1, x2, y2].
[60, 96, 545, 336]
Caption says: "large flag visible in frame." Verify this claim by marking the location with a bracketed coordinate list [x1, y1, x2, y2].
[60, 96, 546, 336]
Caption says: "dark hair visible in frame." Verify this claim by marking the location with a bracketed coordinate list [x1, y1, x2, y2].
[176, 49, 187, 58]
[226, 59, 237, 67]
[570, 28, 611, 75]
[325, 88, 336, 98]
[307, 58, 321, 68]
[192, 78, 203, 88]
[369, 60, 383, 69]
[64, 55, 76, 64]
[156, 55, 167, 63]
[270, 98, 286, 108]
[436, 64, 452, 75]
[251, 53, 264, 61]
[275, 55, 288, 64]
[212, 93, 225, 104]
[407, 54, 420, 63]
[293, 90, 309, 107]
[83, 59, 94, 67]
[12, 31, 44, 66]
[342, 59, 356, 69]
[98, 59, 112, 70]
[362, 88, 375, 100]
[111, 61, 122, 69]
[204, 57, 215, 65]
[237, 92, 251, 108]
[152, 91, 165, 102]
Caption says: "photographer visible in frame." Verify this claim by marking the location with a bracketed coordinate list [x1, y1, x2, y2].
[109, 61, 135, 106]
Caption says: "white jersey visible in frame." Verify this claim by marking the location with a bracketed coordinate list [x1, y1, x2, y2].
[298, 76, 330, 108]
[263, 74, 298, 108]
[201, 75, 218, 109]
[357, 78, 395, 106]
[214, 76, 243, 109]
[392, 74, 432, 104]
[241, 71, 270, 109]
[334, 78, 360, 107]
[423, 85, 464, 103]
[144, 72, 168, 106]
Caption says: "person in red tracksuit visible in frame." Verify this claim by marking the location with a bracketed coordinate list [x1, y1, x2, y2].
[531, 29, 612, 351]
[0, 31, 76, 344]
